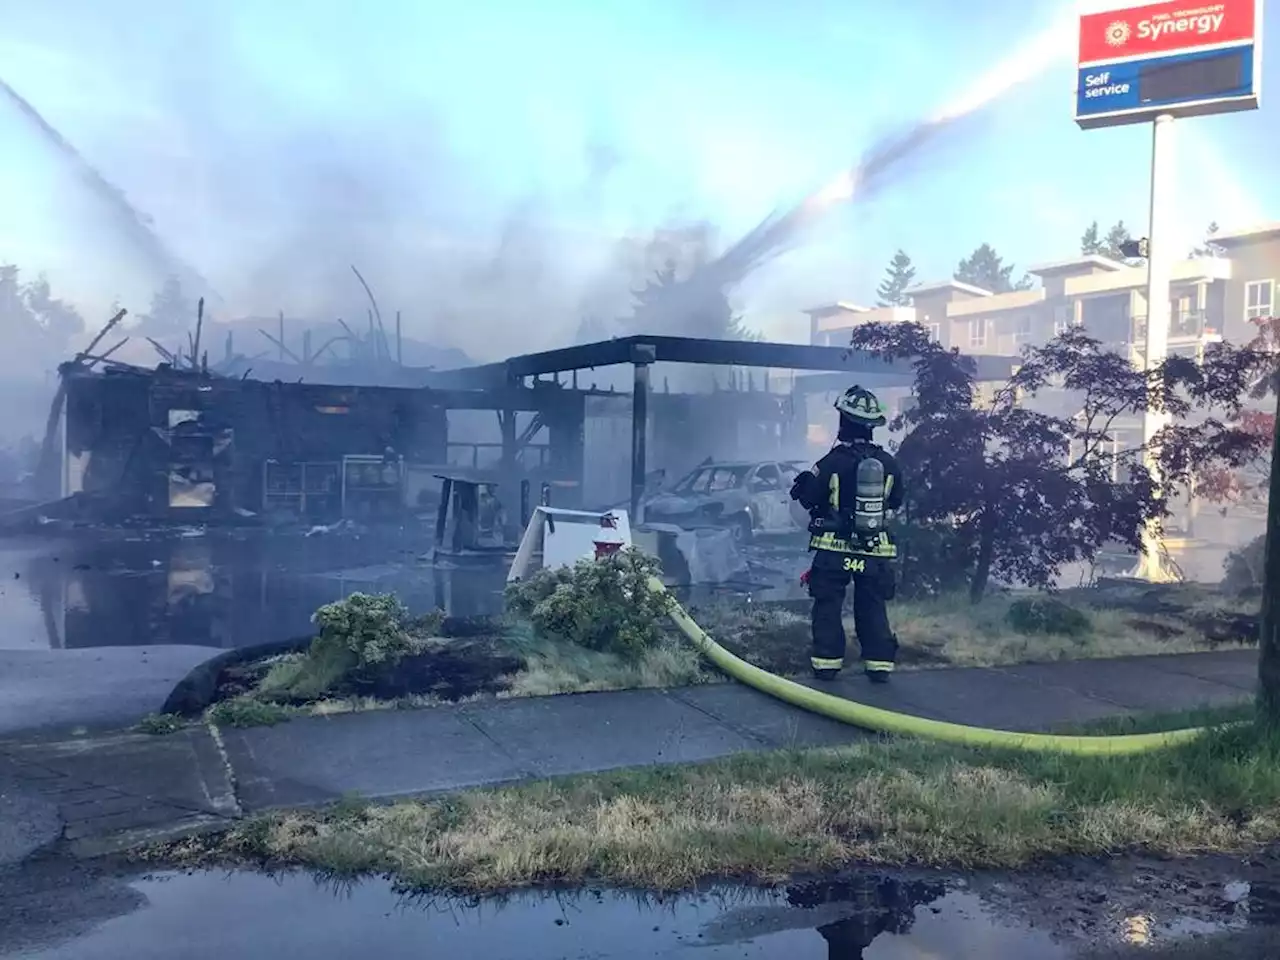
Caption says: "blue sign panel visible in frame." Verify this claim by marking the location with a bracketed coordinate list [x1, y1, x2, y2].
[1075, 42, 1257, 127]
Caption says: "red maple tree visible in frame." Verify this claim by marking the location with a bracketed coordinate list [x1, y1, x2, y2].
[1198, 316, 1279, 507]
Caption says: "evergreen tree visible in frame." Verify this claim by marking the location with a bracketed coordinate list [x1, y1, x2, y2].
[138, 275, 193, 337]
[1191, 221, 1223, 258]
[23, 273, 85, 342]
[1080, 221, 1102, 255]
[631, 261, 753, 340]
[875, 249, 917, 306]
[0, 264, 83, 374]
[955, 243, 1031, 294]
[1102, 221, 1141, 263]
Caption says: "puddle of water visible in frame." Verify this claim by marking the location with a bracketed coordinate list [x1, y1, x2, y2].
[0, 528, 808, 651]
[0, 530, 509, 650]
[1, 869, 1071, 960]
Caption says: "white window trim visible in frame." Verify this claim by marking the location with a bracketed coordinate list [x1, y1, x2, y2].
[925, 322, 941, 342]
[1011, 315, 1033, 344]
[1245, 279, 1275, 321]
[1052, 305, 1080, 337]
[968, 318, 989, 349]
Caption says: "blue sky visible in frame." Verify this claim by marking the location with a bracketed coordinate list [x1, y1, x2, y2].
[0, 0, 1275, 357]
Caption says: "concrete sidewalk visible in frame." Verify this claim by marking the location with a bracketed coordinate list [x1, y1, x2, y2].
[0, 649, 1258, 861]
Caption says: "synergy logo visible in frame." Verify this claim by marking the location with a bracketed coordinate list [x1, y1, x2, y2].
[1137, 10, 1226, 41]
[1105, 20, 1132, 46]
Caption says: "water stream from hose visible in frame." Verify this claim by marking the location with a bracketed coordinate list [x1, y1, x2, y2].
[698, 5, 1080, 289]
[0, 77, 212, 297]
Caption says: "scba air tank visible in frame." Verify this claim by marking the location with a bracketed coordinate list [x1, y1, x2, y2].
[853, 457, 885, 537]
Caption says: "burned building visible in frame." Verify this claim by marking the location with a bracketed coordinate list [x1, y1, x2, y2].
[52, 334, 1018, 527]
[58, 366, 579, 524]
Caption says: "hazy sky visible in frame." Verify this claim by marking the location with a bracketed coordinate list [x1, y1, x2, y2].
[0, 0, 1275, 359]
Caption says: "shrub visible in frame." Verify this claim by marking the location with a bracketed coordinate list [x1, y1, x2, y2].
[310, 592, 413, 678]
[504, 548, 673, 660]
[207, 697, 292, 728]
[1223, 533, 1266, 597]
[895, 521, 975, 599]
[1005, 596, 1092, 638]
[138, 712, 184, 735]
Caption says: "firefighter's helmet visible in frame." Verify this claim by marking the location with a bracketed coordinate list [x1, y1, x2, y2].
[833, 385, 886, 427]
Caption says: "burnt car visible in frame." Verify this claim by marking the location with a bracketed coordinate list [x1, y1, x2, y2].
[644, 459, 809, 541]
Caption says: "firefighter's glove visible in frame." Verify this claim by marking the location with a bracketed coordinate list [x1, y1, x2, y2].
[790, 470, 818, 504]
[799, 569, 811, 586]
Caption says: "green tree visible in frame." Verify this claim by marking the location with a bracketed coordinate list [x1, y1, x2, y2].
[630, 261, 753, 340]
[846, 321, 1270, 602]
[0, 265, 83, 374]
[0, 266, 31, 330]
[138, 275, 193, 337]
[23, 273, 85, 342]
[1100, 220, 1144, 264]
[1080, 221, 1103, 256]
[875, 249, 917, 306]
[954, 243, 1032, 294]
[1191, 221, 1224, 258]
[581, 222, 755, 342]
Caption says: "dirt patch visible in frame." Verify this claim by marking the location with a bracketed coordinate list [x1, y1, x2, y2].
[971, 849, 1280, 950]
[690, 603, 811, 675]
[339, 640, 522, 702]
[1193, 610, 1260, 646]
[210, 628, 522, 710]
[1065, 579, 1260, 646]
[1124, 618, 1186, 641]
[695, 601, 948, 675]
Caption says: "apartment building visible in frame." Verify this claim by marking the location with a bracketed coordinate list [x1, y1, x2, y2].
[802, 223, 1280, 579]
[813, 229, 1274, 353]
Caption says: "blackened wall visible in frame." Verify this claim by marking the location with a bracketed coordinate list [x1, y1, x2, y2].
[64, 369, 453, 517]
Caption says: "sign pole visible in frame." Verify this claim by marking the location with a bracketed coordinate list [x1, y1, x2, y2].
[1137, 112, 1177, 582]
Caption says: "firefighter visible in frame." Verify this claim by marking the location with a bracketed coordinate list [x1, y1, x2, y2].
[790, 386, 903, 683]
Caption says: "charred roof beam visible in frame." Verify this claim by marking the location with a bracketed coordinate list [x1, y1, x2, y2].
[429, 335, 1019, 390]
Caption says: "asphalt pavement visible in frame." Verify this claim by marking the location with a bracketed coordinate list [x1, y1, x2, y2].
[0, 647, 219, 738]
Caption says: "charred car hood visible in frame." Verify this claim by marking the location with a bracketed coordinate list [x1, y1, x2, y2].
[647, 492, 748, 515]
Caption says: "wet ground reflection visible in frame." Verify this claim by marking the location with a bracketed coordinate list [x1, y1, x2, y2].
[0, 868, 1068, 959]
[6, 858, 1280, 959]
[0, 530, 509, 650]
[0, 529, 811, 651]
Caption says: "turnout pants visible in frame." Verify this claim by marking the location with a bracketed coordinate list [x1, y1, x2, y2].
[807, 549, 898, 675]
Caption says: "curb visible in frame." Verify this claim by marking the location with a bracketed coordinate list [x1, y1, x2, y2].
[160, 637, 314, 716]
[66, 813, 234, 859]
[160, 615, 514, 717]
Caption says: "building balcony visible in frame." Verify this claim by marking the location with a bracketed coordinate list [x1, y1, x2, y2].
[1131, 311, 1222, 345]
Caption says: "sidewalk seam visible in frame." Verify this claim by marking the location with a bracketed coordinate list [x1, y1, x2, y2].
[662, 688, 778, 748]
[205, 721, 244, 818]
[455, 709, 541, 781]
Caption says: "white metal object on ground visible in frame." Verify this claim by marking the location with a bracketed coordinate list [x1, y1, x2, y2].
[507, 507, 633, 582]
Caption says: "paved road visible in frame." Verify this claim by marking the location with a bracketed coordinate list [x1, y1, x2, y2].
[0, 647, 219, 738]
[0, 772, 61, 867]
[0, 649, 1257, 859]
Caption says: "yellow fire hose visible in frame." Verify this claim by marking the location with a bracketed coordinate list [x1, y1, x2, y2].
[649, 577, 1212, 756]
